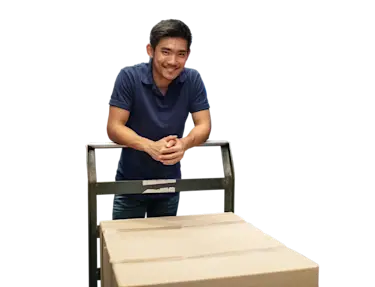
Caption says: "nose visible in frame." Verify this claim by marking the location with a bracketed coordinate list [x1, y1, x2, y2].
[167, 55, 178, 66]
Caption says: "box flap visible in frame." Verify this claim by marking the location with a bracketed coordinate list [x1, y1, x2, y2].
[100, 212, 243, 231]
[104, 219, 283, 263]
[100, 212, 318, 287]
[113, 247, 318, 287]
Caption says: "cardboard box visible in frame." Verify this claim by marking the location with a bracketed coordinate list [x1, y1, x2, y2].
[100, 212, 318, 287]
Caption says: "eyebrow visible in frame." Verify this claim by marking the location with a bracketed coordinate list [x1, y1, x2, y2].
[160, 47, 187, 53]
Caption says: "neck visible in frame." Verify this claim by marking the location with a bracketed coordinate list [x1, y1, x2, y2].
[152, 68, 171, 89]
[152, 70, 171, 89]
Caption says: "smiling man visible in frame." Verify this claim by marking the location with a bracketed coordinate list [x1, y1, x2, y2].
[107, 19, 211, 220]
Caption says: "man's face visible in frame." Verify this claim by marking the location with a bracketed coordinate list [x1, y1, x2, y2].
[148, 37, 189, 82]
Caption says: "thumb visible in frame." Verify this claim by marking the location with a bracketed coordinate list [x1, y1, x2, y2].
[165, 135, 177, 141]
[166, 140, 176, 148]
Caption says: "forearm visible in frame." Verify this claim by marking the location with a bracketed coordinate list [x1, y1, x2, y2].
[181, 123, 211, 150]
[107, 124, 153, 152]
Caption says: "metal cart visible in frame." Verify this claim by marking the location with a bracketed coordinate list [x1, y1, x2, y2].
[86, 140, 235, 287]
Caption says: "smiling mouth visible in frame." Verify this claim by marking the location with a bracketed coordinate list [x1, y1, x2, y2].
[165, 67, 177, 72]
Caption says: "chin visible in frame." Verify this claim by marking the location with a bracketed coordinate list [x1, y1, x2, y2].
[163, 72, 178, 81]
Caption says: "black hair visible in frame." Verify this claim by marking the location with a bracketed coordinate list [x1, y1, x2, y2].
[150, 19, 192, 51]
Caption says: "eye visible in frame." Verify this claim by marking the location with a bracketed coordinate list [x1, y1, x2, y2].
[162, 51, 169, 55]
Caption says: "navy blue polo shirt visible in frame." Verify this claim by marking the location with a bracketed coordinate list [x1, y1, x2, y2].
[109, 60, 210, 182]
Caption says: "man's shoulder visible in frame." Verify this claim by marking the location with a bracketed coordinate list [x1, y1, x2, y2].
[183, 67, 199, 77]
[118, 62, 148, 79]
[182, 67, 204, 85]
[117, 62, 149, 83]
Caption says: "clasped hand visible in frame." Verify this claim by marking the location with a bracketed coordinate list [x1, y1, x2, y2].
[147, 135, 186, 165]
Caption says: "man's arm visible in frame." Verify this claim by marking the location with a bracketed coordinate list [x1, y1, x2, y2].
[181, 109, 211, 150]
[107, 69, 177, 156]
[107, 68, 154, 151]
[107, 106, 177, 160]
[107, 106, 153, 151]
[181, 70, 211, 150]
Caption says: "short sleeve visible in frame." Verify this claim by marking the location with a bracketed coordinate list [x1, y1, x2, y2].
[109, 69, 134, 111]
[189, 70, 210, 113]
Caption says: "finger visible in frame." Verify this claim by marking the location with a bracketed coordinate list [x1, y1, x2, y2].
[161, 159, 178, 165]
[164, 135, 178, 142]
[161, 156, 184, 165]
[161, 160, 171, 165]
[166, 139, 177, 148]
[161, 145, 179, 154]
[160, 152, 180, 161]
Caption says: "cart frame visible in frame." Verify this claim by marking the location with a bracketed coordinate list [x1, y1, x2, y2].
[86, 140, 235, 287]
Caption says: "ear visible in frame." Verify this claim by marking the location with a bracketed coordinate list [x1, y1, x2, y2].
[146, 44, 154, 58]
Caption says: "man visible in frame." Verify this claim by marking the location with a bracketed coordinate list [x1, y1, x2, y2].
[107, 19, 211, 220]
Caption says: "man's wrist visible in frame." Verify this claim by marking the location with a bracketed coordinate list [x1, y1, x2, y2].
[140, 137, 154, 153]
[180, 136, 194, 151]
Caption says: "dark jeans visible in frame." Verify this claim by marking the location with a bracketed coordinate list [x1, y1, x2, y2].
[112, 193, 180, 220]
